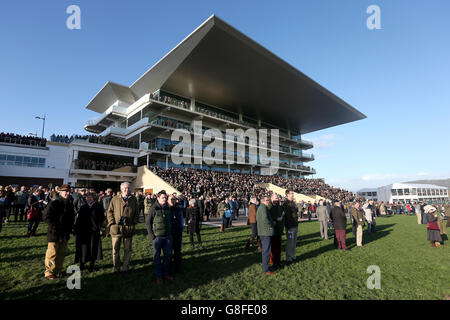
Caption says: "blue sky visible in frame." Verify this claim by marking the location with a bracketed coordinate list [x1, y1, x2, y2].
[1, 0, 449, 191]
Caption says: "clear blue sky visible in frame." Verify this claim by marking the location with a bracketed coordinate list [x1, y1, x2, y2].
[1, 0, 449, 191]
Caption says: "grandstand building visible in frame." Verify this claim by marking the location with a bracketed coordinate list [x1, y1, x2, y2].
[1, 15, 366, 190]
[82, 15, 365, 184]
[358, 183, 449, 204]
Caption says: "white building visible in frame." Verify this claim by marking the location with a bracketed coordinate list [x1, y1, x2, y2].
[0, 141, 70, 186]
[358, 183, 449, 204]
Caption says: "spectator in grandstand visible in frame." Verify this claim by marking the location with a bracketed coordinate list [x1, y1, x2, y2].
[283, 189, 299, 263]
[186, 198, 203, 249]
[74, 193, 104, 272]
[42, 184, 75, 280]
[256, 195, 275, 275]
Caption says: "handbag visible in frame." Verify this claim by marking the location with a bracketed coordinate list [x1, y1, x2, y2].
[27, 206, 39, 221]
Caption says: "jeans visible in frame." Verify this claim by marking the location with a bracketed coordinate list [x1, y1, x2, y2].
[152, 235, 173, 279]
[285, 226, 298, 262]
[14, 204, 26, 221]
[28, 218, 40, 235]
[260, 236, 272, 273]
[170, 232, 182, 274]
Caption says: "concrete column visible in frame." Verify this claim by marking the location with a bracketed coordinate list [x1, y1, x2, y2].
[74, 150, 79, 160]
[250, 166, 253, 174]
[146, 154, 149, 168]
[228, 164, 230, 173]
[190, 98, 196, 111]
[133, 157, 137, 166]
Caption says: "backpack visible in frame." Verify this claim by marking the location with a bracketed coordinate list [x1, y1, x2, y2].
[225, 209, 232, 218]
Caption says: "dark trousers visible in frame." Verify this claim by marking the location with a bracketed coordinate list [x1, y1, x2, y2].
[28, 218, 40, 235]
[270, 235, 282, 266]
[152, 235, 173, 279]
[335, 229, 347, 250]
[260, 236, 272, 273]
[14, 204, 25, 222]
[170, 232, 182, 274]
[189, 231, 202, 246]
[223, 217, 231, 229]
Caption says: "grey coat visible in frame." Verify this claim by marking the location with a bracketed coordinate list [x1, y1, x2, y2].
[316, 205, 329, 222]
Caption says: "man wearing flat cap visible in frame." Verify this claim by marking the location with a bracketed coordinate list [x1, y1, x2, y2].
[42, 184, 75, 280]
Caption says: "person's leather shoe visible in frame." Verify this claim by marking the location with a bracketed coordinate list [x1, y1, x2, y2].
[264, 272, 275, 275]
[45, 275, 57, 280]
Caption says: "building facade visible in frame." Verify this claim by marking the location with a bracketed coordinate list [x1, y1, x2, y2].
[358, 183, 449, 204]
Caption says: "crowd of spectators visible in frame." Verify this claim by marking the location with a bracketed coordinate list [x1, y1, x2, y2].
[149, 166, 362, 203]
[50, 134, 138, 149]
[0, 132, 46, 147]
[74, 159, 135, 171]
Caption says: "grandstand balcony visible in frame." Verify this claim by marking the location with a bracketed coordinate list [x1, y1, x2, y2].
[84, 102, 128, 134]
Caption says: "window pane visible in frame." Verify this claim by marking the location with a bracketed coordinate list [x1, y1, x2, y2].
[31, 157, 38, 163]
[7, 155, 14, 161]
[39, 158, 45, 164]
[0, 154, 6, 160]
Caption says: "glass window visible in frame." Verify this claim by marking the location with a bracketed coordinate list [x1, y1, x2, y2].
[404, 188, 410, 196]
[391, 189, 397, 196]
[39, 158, 45, 164]
[31, 157, 38, 163]
[128, 112, 141, 127]
[397, 189, 404, 196]
[0, 154, 5, 160]
[431, 189, 436, 196]
[7, 155, 14, 161]
[411, 188, 417, 195]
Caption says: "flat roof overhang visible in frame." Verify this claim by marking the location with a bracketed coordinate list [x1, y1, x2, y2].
[86, 15, 366, 135]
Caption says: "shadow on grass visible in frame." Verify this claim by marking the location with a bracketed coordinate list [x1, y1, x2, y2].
[4, 235, 262, 300]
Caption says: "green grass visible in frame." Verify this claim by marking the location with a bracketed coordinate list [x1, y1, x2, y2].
[0, 215, 449, 300]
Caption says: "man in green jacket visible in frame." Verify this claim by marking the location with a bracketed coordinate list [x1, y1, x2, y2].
[256, 195, 275, 275]
[269, 193, 284, 267]
[106, 182, 139, 275]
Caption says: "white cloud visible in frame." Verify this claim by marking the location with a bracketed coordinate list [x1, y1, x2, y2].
[309, 134, 337, 150]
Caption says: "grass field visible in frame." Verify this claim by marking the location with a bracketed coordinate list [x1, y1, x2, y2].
[0, 215, 448, 300]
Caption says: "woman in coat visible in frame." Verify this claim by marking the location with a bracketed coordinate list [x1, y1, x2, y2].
[424, 205, 442, 247]
[74, 193, 104, 271]
[27, 188, 45, 237]
[186, 199, 202, 249]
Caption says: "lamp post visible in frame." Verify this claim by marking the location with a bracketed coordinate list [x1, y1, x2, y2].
[35, 114, 46, 139]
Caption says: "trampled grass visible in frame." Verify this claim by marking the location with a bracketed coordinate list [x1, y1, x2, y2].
[0, 215, 448, 300]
